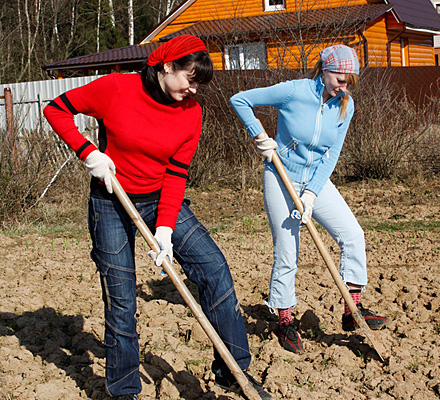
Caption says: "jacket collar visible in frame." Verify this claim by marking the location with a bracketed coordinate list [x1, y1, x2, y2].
[312, 74, 345, 102]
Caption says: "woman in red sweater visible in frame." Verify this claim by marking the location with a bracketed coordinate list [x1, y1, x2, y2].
[44, 35, 271, 400]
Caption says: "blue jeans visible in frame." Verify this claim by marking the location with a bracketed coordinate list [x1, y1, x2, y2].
[88, 194, 251, 396]
[263, 167, 368, 310]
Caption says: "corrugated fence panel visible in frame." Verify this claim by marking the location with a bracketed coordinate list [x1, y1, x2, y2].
[0, 75, 104, 135]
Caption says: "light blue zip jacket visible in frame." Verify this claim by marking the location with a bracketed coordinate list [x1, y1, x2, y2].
[230, 75, 354, 196]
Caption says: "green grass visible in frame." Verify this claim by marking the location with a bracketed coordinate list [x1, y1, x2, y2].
[185, 358, 206, 374]
[407, 358, 419, 373]
[359, 219, 440, 232]
[1, 224, 88, 238]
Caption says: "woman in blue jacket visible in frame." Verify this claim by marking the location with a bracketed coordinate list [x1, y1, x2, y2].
[230, 45, 388, 354]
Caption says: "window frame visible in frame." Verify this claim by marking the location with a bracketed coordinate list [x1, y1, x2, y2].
[223, 42, 267, 70]
[264, 0, 286, 12]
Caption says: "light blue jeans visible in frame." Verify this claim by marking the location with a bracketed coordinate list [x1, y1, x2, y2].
[263, 167, 368, 310]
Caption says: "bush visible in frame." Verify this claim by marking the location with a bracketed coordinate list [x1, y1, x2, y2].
[340, 68, 440, 180]
[190, 69, 299, 189]
[2, 68, 440, 225]
[192, 67, 440, 187]
[0, 127, 88, 227]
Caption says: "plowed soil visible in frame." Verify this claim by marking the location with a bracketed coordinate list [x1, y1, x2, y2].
[1, 180, 439, 399]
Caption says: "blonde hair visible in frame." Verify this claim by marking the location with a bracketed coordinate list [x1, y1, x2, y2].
[306, 60, 359, 120]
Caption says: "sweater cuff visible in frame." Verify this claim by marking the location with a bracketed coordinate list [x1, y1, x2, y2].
[76, 141, 96, 161]
[156, 215, 177, 231]
[304, 182, 321, 197]
[247, 120, 266, 138]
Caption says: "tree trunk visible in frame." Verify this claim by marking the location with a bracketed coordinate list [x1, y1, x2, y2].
[70, 0, 76, 40]
[51, 0, 60, 53]
[96, 0, 101, 53]
[17, 0, 25, 73]
[21, 0, 42, 81]
[109, 0, 115, 28]
[128, 0, 134, 45]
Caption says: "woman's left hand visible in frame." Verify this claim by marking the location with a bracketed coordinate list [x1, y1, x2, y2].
[149, 226, 173, 267]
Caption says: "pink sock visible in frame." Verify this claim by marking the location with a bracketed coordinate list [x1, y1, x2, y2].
[278, 308, 292, 325]
[344, 290, 361, 316]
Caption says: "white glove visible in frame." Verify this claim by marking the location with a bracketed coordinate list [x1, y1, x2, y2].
[84, 150, 116, 194]
[254, 135, 278, 163]
[149, 226, 173, 267]
[300, 190, 317, 224]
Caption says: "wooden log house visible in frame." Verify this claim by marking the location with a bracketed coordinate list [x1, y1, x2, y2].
[42, 0, 440, 76]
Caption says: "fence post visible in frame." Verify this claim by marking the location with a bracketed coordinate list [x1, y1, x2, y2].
[4, 88, 14, 136]
[2, 88, 17, 165]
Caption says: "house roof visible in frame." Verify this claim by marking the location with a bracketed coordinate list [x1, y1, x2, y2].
[41, 1, 440, 72]
[42, 4, 391, 72]
[386, 0, 440, 32]
[159, 4, 392, 40]
[42, 42, 159, 72]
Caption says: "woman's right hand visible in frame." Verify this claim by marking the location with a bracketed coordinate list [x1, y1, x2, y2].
[254, 134, 278, 163]
[300, 190, 317, 224]
[84, 150, 116, 193]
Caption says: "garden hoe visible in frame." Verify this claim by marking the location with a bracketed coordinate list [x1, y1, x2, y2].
[256, 123, 391, 363]
[83, 134, 261, 400]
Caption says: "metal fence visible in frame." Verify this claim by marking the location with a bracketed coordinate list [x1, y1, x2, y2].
[0, 75, 104, 135]
[0, 76, 106, 196]
[2, 66, 440, 163]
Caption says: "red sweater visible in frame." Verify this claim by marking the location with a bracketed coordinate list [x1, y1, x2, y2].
[44, 73, 202, 229]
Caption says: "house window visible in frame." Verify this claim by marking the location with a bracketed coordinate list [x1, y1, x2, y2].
[264, 0, 286, 12]
[436, 4, 440, 14]
[224, 42, 267, 70]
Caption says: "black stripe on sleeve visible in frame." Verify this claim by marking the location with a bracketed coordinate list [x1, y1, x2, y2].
[47, 100, 66, 112]
[166, 168, 188, 180]
[60, 93, 79, 115]
[169, 157, 189, 170]
[97, 120, 108, 152]
[76, 141, 93, 158]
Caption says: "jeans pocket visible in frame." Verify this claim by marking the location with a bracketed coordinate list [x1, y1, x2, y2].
[105, 330, 118, 369]
[90, 197, 129, 255]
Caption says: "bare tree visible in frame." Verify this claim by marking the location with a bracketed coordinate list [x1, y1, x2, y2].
[190, 0, 369, 188]
[19, 0, 42, 81]
[128, 0, 134, 45]
[260, 0, 369, 73]
[50, 0, 61, 53]
[108, 0, 115, 27]
[153, 0, 182, 24]
[69, 0, 77, 45]
[96, 0, 101, 53]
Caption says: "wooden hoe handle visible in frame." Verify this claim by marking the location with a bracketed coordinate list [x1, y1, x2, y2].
[84, 134, 261, 400]
[255, 121, 390, 362]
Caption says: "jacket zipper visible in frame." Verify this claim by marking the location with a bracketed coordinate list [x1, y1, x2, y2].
[279, 138, 297, 155]
[301, 96, 337, 182]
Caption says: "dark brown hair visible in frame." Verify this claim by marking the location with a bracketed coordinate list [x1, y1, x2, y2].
[141, 50, 213, 96]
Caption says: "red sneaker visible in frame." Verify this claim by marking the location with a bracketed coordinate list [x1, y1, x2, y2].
[278, 321, 304, 353]
[342, 303, 389, 331]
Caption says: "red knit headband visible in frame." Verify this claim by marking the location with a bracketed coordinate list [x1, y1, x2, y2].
[147, 35, 207, 67]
